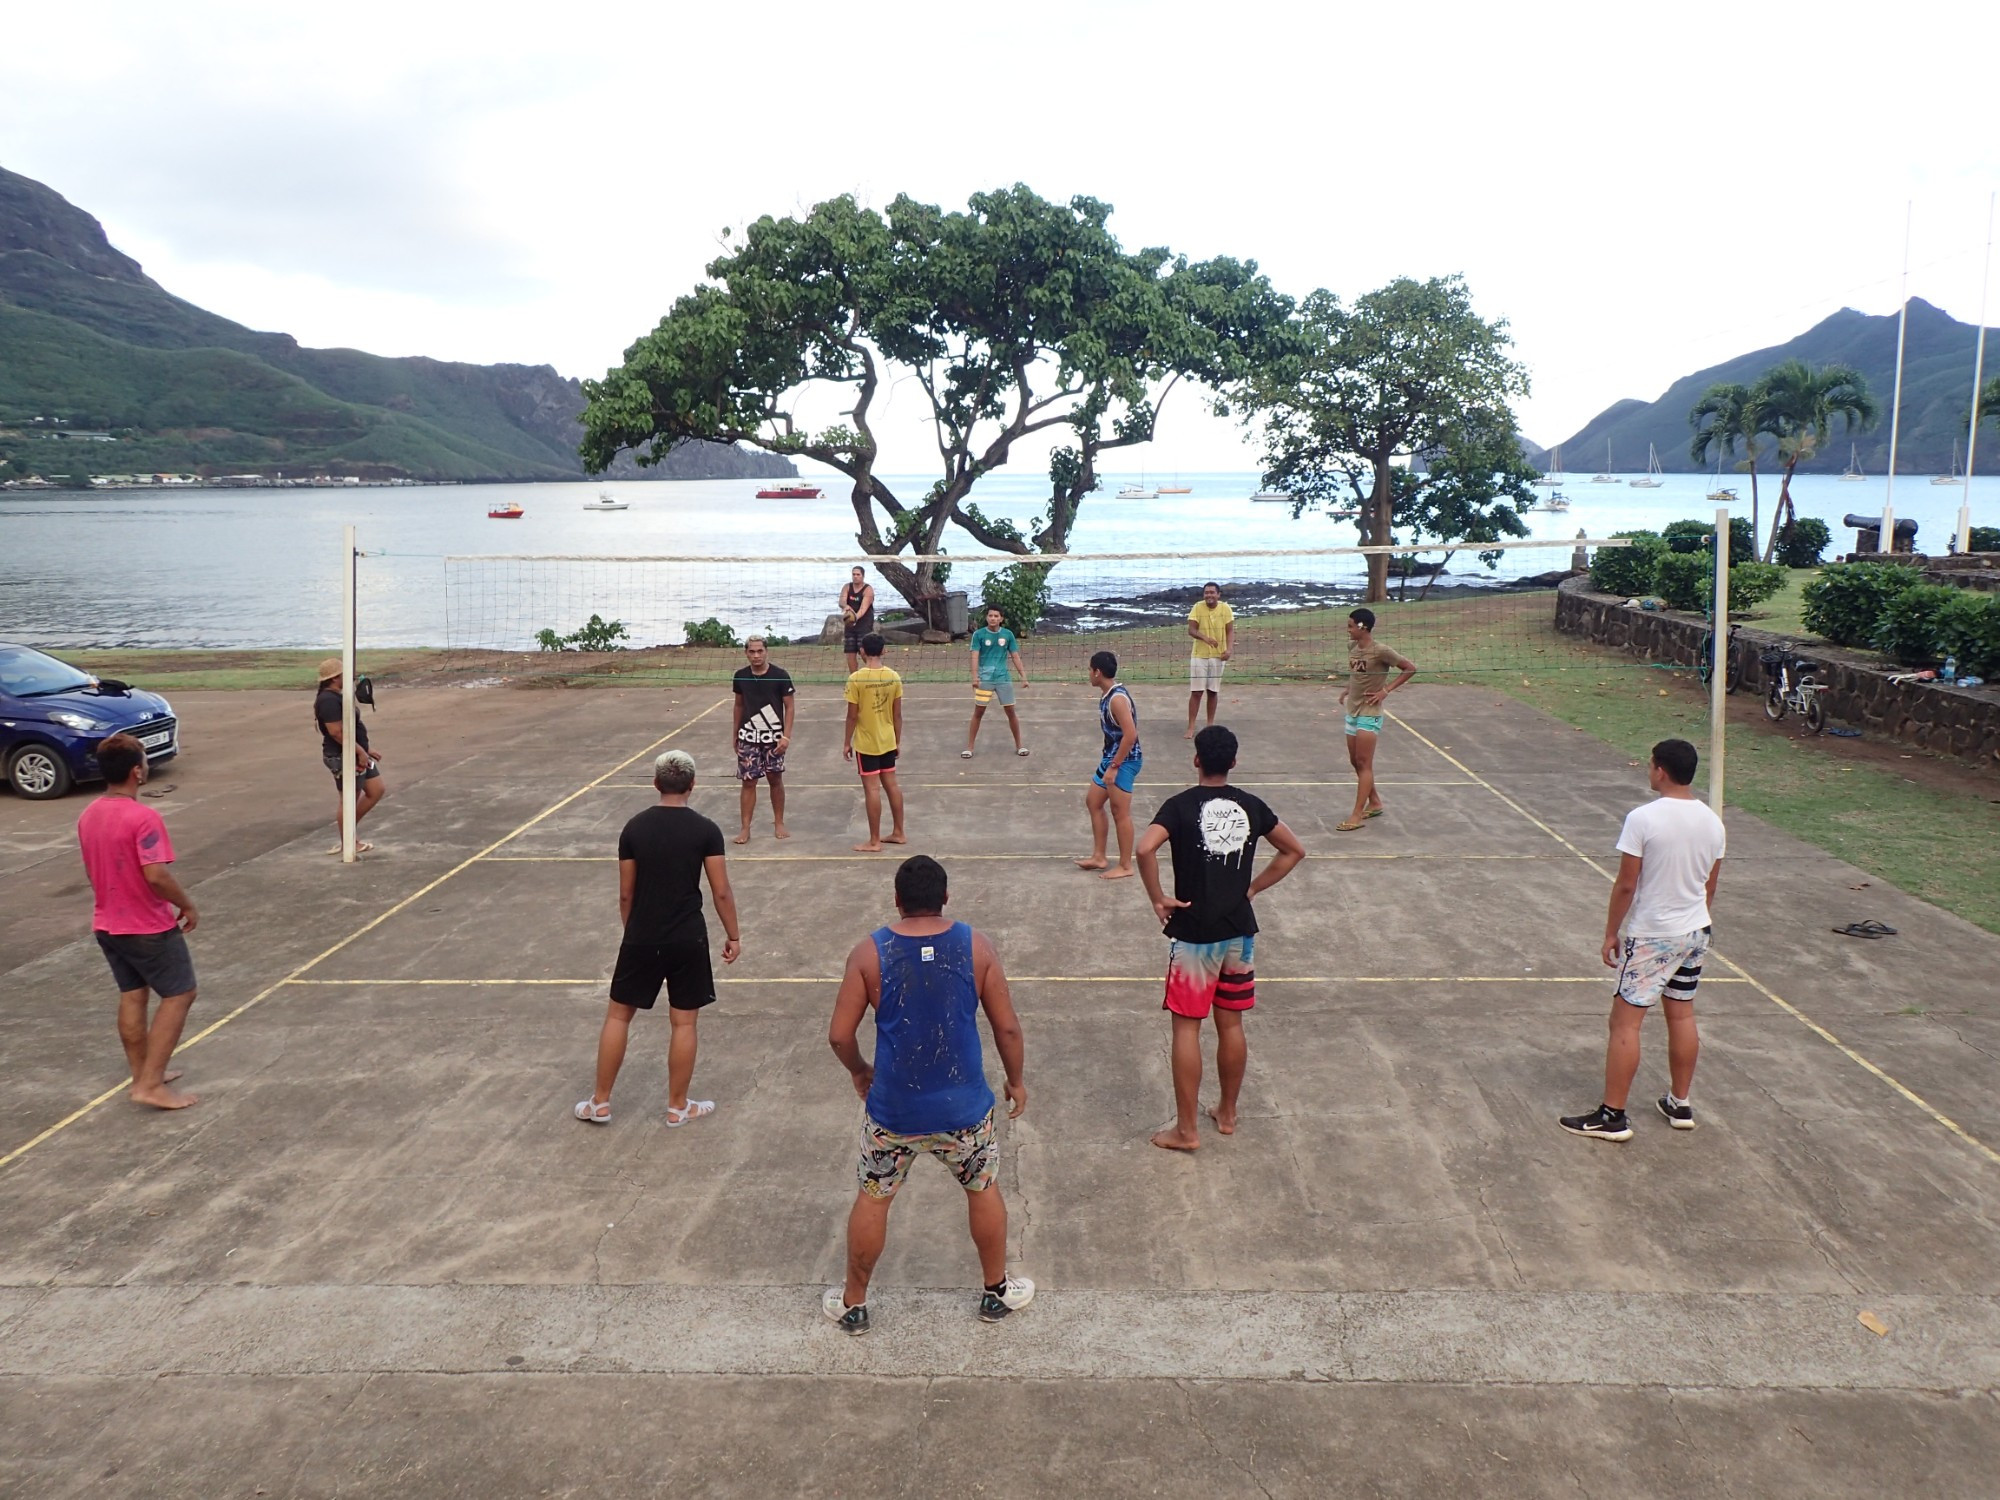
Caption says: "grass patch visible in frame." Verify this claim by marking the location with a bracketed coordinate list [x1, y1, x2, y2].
[1734, 567, 1822, 640]
[61, 649, 442, 691]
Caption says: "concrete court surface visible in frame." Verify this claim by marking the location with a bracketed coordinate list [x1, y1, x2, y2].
[2, 678, 1997, 1498]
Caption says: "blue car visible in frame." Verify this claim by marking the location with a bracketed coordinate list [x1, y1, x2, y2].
[0, 643, 180, 800]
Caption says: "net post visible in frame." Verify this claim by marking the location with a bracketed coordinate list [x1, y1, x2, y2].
[1709, 507, 1729, 815]
[340, 524, 358, 865]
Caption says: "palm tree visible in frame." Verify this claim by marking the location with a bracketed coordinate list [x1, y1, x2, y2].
[1751, 360, 1878, 561]
[1687, 381, 1769, 545]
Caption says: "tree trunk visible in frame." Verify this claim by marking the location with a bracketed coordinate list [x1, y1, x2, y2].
[1747, 457, 1760, 560]
[1363, 456, 1394, 602]
[1763, 463, 1798, 563]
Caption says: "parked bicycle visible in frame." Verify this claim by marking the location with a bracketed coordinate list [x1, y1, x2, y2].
[1696, 620, 1743, 694]
[1759, 642, 1826, 733]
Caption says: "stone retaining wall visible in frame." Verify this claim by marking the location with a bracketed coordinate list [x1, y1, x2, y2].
[1553, 578, 2000, 766]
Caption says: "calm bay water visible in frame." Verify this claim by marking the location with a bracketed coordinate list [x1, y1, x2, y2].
[1, 470, 1992, 649]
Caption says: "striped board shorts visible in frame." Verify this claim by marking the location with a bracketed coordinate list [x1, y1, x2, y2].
[1613, 929, 1710, 1008]
[1162, 935, 1255, 1019]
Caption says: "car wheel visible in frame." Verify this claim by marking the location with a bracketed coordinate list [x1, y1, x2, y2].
[9, 743, 75, 800]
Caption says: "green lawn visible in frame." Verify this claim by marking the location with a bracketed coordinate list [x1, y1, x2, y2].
[61, 649, 441, 692]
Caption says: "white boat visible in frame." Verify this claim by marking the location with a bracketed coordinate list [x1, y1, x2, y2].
[1706, 449, 1737, 502]
[581, 491, 629, 511]
[1534, 443, 1565, 487]
[1528, 491, 1571, 513]
[1249, 490, 1293, 503]
[1117, 483, 1158, 499]
[1628, 443, 1665, 488]
[1841, 443, 1866, 481]
[1932, 440, 1964, 485]
[1590, 438, 1618, 483]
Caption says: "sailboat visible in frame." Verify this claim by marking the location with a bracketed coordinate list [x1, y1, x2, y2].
[1590, 438, 1618, 483]
[1932, 439, 1965, 485]
[1157, 473, 1193, 494]
[1628, 443, 1665, 488]
[1705, 450, 1737, 503]
[1841, 443, 1866, 481]
[1534, 444, 1565, 487]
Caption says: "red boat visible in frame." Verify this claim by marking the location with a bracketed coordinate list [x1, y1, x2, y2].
[754, 483, 823, 499]
[488, 502, 525, 519]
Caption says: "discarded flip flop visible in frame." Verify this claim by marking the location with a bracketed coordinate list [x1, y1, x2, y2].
[1833, 920, 1898, 939]
[1826, 727, 1862, 738]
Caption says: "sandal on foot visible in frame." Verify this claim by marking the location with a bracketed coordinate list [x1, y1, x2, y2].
[1016, 747, 1031, 756]
[573, 1098, 611, 1124]
[666, 1099, 715, 1127]
[961, 750, 974, 759]
[325, 840, 375, 856]
[1335, 819, 1367, 832]
[1365, 807, 1384, 819]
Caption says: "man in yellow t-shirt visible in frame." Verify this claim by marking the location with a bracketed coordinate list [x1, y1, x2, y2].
[1184, 582, 1236, 739]
[843, 632, 907, 853]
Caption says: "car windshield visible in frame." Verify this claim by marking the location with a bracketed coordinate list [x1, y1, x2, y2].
[0, 645, 96, 698]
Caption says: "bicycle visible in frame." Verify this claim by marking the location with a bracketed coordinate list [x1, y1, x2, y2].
[1759, 643, 1826, 734]
[1696, 620, 1743, 694]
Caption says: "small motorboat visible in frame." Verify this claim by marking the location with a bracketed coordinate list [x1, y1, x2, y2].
[1117, 483, 1157, 498]
[756, 483, 824, 499]
[582, 491, 629, 511]
[488, 502, 525, 519]
[1249, 490, 1293, 503]
[1328, 507, 1360, 520]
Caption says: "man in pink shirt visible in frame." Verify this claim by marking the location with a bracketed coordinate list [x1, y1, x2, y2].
[75, 733, 202, 1110]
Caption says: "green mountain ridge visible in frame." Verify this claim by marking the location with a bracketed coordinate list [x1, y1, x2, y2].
[0, 165, 793, 483]
[1542, 300, 1997, 475]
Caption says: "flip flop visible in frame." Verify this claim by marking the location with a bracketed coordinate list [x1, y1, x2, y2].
[1832, 921, 1898, 939]
[573, 1098, 611, 1124]
[666, 1099, 716, 1127]
[1365, 807, 1384, 819]
[961, 750, 974, 759]
[1016, 748, 1031, 757]
[1335, 819, 1367, 832]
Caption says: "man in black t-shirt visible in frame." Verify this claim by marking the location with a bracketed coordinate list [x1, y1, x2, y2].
[731, 636, 795, 844]
[574, 749, 742, 1129]
[314, 658, 386, 855]
[1135, 725, 1305, 1152]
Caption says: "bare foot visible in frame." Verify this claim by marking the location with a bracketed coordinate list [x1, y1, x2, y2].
[130, 1084, 199, 1110]
[853, 841, 884, 853]
[1099, 866, 1136, 881]
[733, 829, 751, 845]
[1150, 1127, 1200, 1152]
[1182, 728, 1196, 740]
[885, 832, 908, 846]
[164, 1069, 183, 1084]
[1205, 1104, 1238, 1135]
[1074, 857, 1109, 871]
[774, 823, 790, 840]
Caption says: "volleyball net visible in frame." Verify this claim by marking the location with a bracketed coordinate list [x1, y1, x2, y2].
[435, 537, 1648, 687]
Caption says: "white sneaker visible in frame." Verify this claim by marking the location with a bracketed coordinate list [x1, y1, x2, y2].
[978, 1273, 1035, 1322]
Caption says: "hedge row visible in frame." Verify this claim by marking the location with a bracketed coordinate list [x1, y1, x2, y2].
[1590, 530, 1788, 612]
[1800, 561, 2000, 676]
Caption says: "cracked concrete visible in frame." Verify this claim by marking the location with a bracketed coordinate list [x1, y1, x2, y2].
[3, 681, 1997, 1495]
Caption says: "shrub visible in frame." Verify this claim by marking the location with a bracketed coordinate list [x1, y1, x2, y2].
[1724, 561, 1788, 611]
[1775, 517, 1831, 568]
[682, 617, 739, 648]
[1661, 517, 1754, 563]
[1872, 584, 1961, 665]
[1970, 525, 2000, 554]
[1799, 560, 1923, 647]
[1935, 590, 2000, 678]
[1650, 551, 1709, 612]
[980, 560, 1056, 636]
[535, 614, 629, 652]
[1590, 531, 1666, 597]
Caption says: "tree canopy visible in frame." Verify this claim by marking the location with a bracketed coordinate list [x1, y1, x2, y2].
[581, 186, 1290, 609]
[1242, 276, 1533, 601]
[1687, 381, 1769, 544]
[1755, 359, 1877, 557]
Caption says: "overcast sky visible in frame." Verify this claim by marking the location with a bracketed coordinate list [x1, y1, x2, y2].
[6, 0, 1995, 474]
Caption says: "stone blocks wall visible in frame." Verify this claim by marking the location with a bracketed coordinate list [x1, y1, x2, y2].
[1553, 578, 2000, 766]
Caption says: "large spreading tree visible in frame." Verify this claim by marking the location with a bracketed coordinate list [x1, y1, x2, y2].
[580, 186, 1289, 611]
[1241, 276, 1534, 602]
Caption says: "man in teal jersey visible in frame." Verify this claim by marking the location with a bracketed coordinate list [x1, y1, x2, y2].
[962, 606, 1030, 758]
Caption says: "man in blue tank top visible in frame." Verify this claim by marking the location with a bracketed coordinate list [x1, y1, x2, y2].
[824, 856, 1031, 1335]
[1075, 649, 1141, 880]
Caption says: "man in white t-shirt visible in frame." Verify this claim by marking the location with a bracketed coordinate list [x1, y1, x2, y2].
[1560, 738, 1725, 1142]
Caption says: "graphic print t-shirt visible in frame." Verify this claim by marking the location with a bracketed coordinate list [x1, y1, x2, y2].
[970, 626, 1018, 682]
[1187, 601, 1235, 659]
[76, 794, 180, 934]
[314, 688, 369, 757]
[733, 665, 795, 746]
[617, 805, 726, 946]
[1345, 641, 1408, 710]
[1150, 785, 1280, 943]
[845, 666, 903, 756]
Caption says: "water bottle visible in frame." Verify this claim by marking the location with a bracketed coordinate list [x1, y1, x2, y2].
[1941, 655, 1958, 685]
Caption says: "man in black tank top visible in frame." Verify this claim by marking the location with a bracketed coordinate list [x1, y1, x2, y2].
[840, 566, 876, 672]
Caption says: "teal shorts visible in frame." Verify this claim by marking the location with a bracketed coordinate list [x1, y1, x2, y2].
[1344, 711, 1384, 736]
[1094, 753, 1140, 794]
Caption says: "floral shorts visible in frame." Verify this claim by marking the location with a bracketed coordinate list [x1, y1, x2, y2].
[736, 740, 786, 782]
[857, 1109, 998, 1198]
[1613, 928, 1710, 1008]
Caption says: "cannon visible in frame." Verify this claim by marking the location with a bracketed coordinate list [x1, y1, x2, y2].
[1844, 513, 1918, 555]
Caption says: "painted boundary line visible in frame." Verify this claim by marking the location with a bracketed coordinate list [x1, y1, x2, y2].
[280, 974, 1754, 988]
[1387, 710, 2000, 1170]
[480, 852, 1573, 864]
[0, 698, 731, 1172]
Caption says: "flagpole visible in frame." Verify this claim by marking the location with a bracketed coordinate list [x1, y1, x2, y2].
[1882, 202, 1911, 554]
[1960, 193, 1994, 555]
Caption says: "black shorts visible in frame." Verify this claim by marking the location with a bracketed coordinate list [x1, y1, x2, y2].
[843, 622, 873, 654]
[856, 749, 898, 776]
[609, 939, 716, 1011]
[95, 928, 198, 997]
[323, 751, 381, 789]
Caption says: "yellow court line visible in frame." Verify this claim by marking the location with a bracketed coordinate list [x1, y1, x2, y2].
[597, 780, 1480, 791]
[479, 851, 1569, 864]
[1386, 710, 2000, 1170]
[280, 975, 1750, 987]
[0, 698, 731, 1172]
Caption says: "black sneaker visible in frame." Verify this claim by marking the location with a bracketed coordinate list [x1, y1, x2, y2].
[1558, 1105, 1633, 1142]
[1656, 1095, 1695, 1130]
[821, 1286, 869, 1335]
[978, 1274, 1036, 1323]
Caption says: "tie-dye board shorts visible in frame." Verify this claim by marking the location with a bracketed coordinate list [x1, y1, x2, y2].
[1162, 935, 1256, 1019]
